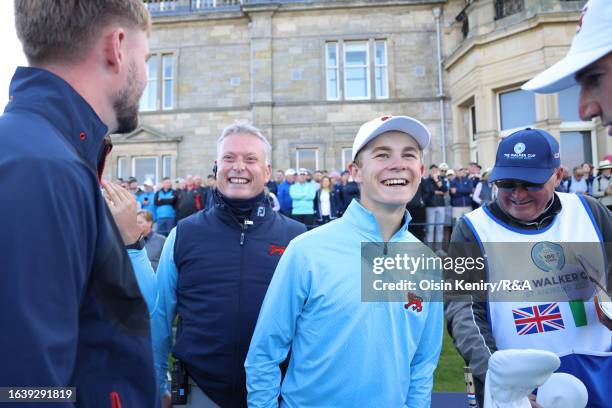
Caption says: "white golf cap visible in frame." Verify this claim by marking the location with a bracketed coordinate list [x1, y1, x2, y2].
[536, 373, 588, 408]
[352, 115, 430, 161]
[522, 0, 612, 93]
[285, 168, 297, 176]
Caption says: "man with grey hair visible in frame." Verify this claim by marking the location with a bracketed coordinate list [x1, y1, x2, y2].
[0, 1, 158, 406]
[143, 123, 306, 407]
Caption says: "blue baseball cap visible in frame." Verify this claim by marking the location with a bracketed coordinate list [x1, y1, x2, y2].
[489, 128, 561, 184]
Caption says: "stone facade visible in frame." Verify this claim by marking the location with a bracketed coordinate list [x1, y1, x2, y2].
[106, 0, 609, 183]
[446, 0, 610, 171]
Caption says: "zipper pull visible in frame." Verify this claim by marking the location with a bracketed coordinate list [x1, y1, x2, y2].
[383, 242, 388, 255]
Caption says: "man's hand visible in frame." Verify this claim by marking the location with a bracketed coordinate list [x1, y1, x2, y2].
[162, 391, 172, 408]
[102, 180, 142, 245]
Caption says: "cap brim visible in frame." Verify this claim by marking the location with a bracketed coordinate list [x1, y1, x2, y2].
[489, 166, 555, 184]
[352, 116, 430, 160]
[522, 45, 612, 93]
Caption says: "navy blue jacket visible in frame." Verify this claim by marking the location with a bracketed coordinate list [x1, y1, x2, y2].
[450, 176, 474, 207]
[169, 196, 306, 406]
[0, 67, 158, 407]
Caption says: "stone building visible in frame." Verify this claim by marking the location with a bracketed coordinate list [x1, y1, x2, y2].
[107, 0, 609, 184]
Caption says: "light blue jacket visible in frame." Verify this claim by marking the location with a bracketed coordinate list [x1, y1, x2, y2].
[245, 200, 443, 408]
[289, 182, 316, 215]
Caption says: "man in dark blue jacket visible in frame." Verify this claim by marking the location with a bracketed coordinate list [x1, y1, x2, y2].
[450, 166, 474, 225]
[143, 123, 306, 408]
[0, 1, 159, 407]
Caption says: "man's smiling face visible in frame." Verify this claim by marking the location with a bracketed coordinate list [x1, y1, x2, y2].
[350, 131, 424, 211]
[217, 133, 271, 199]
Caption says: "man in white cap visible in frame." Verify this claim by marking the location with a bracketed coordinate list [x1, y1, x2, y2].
[523, 0, 612, 135]
[592, 160, 612, 210]
[245, 115, 443, 407]
[277, 168, 296, 216]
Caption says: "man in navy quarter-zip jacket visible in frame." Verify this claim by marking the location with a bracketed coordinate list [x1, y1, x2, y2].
[132, 123, 305, 408]
[0, 1, 159, 407]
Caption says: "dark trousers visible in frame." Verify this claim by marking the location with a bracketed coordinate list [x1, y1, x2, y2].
[156, 217, 176, 237]
[292, 214, 315, 229]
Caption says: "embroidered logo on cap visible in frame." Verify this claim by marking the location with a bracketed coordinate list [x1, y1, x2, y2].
[380, 115, 392, 121]
[576, 5, 588, 34]
[514, 143, 526, 154]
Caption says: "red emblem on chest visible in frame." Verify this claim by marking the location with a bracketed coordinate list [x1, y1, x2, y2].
[405, 292, 423, 313]
[268, 244, 286, 256]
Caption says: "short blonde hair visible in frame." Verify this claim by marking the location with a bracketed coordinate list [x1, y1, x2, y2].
[15, 0, 151, 65]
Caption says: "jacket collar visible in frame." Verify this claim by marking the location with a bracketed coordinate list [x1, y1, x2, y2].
[342, 200, 412, 242]
[5, 67, 110, 173]
[212, 190, 273, 228]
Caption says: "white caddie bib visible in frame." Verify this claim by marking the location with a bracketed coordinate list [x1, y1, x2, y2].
[464, 193, 611, 354]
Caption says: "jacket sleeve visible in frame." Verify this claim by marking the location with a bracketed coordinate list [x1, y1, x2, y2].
[406, 297, 444, 408]
[444, 218, 497, 405]
[128, 248, 158, 316]
[581, 195, 612, 292]
[0, 159, 96, 387]
[245, 240, 311, 407]
[421, 178, 434, 204]
[151, 228, 179, 394]
[591, 176, 606, 198]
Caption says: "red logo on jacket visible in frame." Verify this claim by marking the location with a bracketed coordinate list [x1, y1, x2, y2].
[268, 244, 286, 256]
[405, 292, 423, 313]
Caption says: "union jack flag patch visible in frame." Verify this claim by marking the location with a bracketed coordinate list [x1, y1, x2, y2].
[513, 303, 565, 335]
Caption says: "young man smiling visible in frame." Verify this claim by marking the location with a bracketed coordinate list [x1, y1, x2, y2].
[245, 115, 443, 407]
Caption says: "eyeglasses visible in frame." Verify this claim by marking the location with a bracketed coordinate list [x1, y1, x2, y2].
[495, 180, 546, 192]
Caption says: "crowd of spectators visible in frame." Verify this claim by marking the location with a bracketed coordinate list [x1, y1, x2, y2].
[119, 157, 612, 256]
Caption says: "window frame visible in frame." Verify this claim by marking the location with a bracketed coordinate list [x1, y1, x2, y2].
[374, 40, 389, 99]
[325, 40, 389, 102]
[139, 51, 176, 112]
[326, 42, 340, 101]
[341, 147, 353, 171]
[497, 87, 536, 136]
[132, 156, 160, 185]
[295, 148, 319, 171]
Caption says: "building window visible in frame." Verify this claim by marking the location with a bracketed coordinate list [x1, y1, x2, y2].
[139, 53, 174, 111]
[132, 156, 159, 185]
[140, 58, 158, 111]
[326, 43, 339, 100]
[325, 40, 388, 101]
[296, 148, 319, 171]
[117, 157, 127, 179]
[374, 41, 388, 99]
[495, 0, 524, 20]
[499, 89, 535, 131]
[344, 42, 370, 100]
[341, 147, 353, 171]
[467, 105, 478, 162]
[558, 85, 581, 122]
[162, 155, 173, 179]
[557, 85, 596, 169]
[560, 131, 593, 170]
